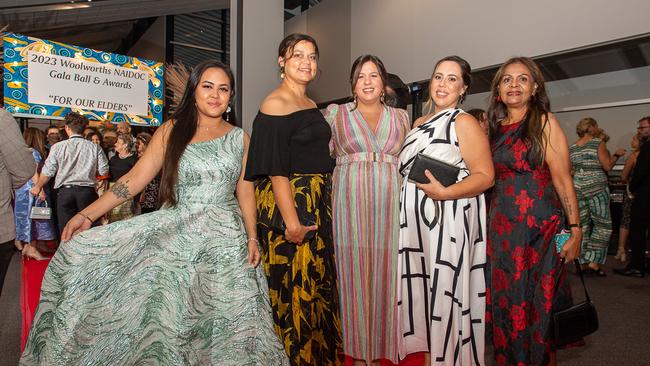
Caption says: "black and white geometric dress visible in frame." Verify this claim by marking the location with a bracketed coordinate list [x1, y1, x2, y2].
[397, 108, 486, 365]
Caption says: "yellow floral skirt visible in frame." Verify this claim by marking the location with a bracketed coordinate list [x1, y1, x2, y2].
[255, 173, 343, 366]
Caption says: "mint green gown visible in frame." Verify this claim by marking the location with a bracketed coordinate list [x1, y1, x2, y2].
[21, 127, 289, 366]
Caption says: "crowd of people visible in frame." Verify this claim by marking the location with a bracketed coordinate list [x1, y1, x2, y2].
[0, 32, 648, 366]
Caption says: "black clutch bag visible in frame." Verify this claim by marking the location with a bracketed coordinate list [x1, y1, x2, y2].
[269, 207, 317, 241]
[407, 153, 460, 187]
[552, 259, 599, 346]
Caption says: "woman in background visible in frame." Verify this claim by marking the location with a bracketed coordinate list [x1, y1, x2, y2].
[245, 33, 342, 366]
[324, 54, 410, 365]
[616, 133, 641, 262]
[14, 128, 57, 254]
[570, 117, 625, 276]
[13, 128, 58, 351]
[487, 57, 582, 366]
[398, 55, 493, 366]
[106, 133, 138, 222]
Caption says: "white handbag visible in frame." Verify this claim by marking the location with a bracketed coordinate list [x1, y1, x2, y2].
[30, 199, 52, 220]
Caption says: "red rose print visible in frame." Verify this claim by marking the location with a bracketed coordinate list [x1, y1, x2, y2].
[494, 327, 507, 349]
[501, 239, 511, 252]
[492, 268, 510, 291]
[527, 215, 536, 228]
[515, 190, 534, 216]
[541, 270, 556, 313]
[511, 246, 526, 280]
[511, 302, 527, 331]
[505, 185, 515, 197]
[492, 212, 514, 236]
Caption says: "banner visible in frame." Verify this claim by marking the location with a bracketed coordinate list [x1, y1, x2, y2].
[3, 33, 164, 126]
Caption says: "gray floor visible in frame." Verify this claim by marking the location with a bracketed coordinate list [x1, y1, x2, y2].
[1, 251, 650, 366]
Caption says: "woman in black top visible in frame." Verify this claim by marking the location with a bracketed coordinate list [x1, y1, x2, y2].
[244, 33, 342, 366]
[107, 133, 138, 222]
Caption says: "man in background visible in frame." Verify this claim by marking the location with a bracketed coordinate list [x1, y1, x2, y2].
[0, 108, 35, 296]
[31, 112, 109, 234]
[615, 116, 650, 277]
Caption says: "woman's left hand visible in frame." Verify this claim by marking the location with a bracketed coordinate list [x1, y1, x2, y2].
[415, 170, 450, 200]
[247, 240, 261, 267]
[560, 228, 582, 262]
[37, 190, 47, 203]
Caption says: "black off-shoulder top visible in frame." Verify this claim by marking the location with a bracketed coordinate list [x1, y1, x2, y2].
[244, 108, 335, 180]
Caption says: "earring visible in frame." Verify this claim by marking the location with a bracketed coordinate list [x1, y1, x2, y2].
[459, 93, 465, 104]
[496, 95, 502, 102]
[225, 105, 231, 122]
[380, 92, 385, 104]
[353, 94, 358, 108]
[280, 66, 285, 79]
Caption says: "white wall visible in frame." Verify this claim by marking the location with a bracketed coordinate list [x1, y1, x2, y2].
[128, 16, 165, 62]
[350, 0, 650, 84]
[232, 0, 284, 133]
[285, 0, 351, 102]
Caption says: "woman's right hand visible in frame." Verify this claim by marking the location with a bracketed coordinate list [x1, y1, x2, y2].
[61, 214, 93, 242]
[285, 224, 318, 244]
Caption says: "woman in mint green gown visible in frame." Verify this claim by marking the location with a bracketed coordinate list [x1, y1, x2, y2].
[21, 60, 288, 366]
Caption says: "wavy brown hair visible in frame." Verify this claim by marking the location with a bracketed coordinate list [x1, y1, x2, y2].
[487, 57, 551, 167]
[159, 60, 235, 207]
[23, 127, 47, 162]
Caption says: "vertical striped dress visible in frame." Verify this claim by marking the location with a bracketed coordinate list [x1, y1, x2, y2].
[324, 102, 410, 364]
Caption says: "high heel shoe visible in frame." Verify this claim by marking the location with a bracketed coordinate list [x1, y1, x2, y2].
[615, 247, 627, 262]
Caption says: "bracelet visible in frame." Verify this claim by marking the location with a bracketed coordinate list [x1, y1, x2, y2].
[78, 212, 94, 224]
[568, 223, 580, 228]
[247, 238, 259, 244]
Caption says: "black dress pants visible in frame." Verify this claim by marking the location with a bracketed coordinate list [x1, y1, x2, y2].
[0, 239, 14, 297]
[56, 186, 98, 235]
[629, 193, 650, 270]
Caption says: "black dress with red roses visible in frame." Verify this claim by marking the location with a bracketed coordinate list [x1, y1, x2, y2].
[487, 121, 574, 366]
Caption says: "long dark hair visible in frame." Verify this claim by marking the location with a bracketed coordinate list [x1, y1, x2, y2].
[349, 54, 394, 108]
[159, 59, 235, 207]
[487, 57, 551, 166]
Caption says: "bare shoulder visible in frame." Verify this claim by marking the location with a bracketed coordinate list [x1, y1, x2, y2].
[413, 113, 433, 128]
[260, 90, 294, 115]
[455, 112, 478, 126]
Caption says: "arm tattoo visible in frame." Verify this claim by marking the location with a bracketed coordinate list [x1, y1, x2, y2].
[562, 195, 574, 217]
[110, 181, 131, 199]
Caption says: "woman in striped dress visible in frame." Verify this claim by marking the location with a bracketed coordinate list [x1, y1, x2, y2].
[570, 118, 625, 276]
[324, 55, 410, 365]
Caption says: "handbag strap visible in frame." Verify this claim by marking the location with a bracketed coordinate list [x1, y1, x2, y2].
[571, 259, 591, 302]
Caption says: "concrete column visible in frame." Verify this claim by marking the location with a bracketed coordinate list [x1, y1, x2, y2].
[230, 0, 284, 134]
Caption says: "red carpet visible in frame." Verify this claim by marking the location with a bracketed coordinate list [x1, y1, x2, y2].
[343, 353, 425, 365]
[20, 257, 51, 352]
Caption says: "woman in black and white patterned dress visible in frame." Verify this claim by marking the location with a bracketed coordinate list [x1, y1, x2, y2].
[397, 56, 494, 365]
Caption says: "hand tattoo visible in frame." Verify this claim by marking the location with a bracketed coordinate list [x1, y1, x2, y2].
[110, 181, 131, 199]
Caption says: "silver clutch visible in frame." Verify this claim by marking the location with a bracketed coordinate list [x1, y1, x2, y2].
[30, 200, 52, 220]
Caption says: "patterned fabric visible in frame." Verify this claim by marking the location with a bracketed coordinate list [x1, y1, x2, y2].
[577, 190, 611, 264]
[21, 128, 289, 366]
[397, 108, 486, 365]
[569, 138, 608, 198]
[323, 102, 410, 363]
[620, 190, 633, 229]
[255, 173, 342, 366]
[14, 150, 57, 242]
[570, 138, 611, 265]
[0, 108, 35, 243]
[41, 135, 109, 189]
[142, 175, 161, 210]
[488, 120, 574, 366]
